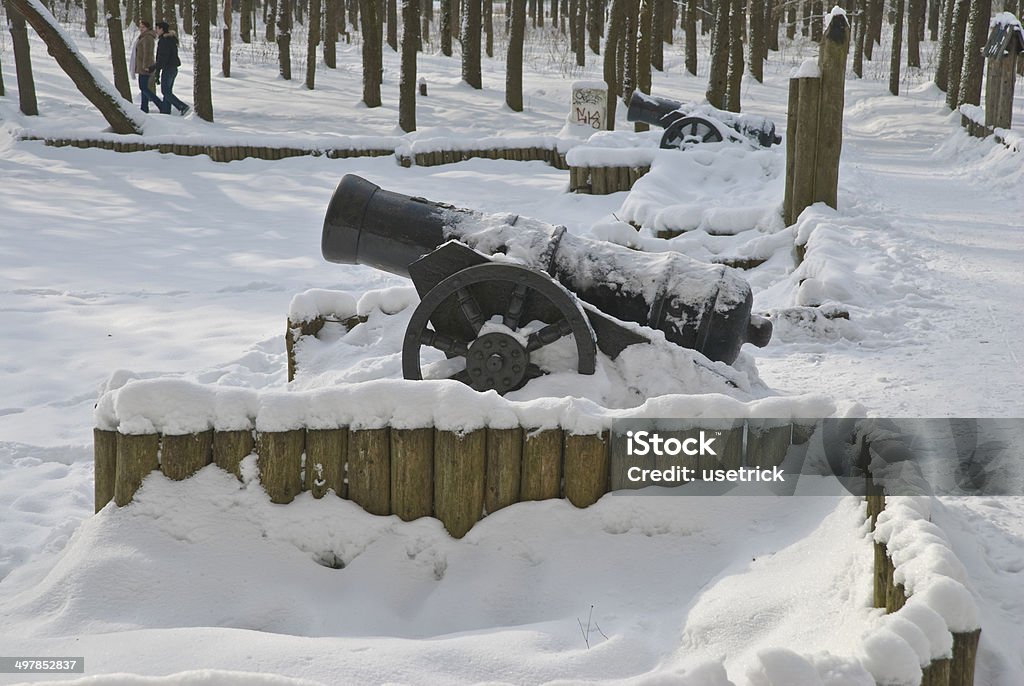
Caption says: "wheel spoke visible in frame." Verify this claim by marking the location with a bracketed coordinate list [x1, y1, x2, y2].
[503, 283, 529, 330]
[449, 369, 472, 384]
[456, 287, 484, 334]
[526, 318, 574, 352]
[419, 328, 469, 357]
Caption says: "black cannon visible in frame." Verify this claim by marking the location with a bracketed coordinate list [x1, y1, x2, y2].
[627, 92, 782, 150]
[322, 175, 772, 395]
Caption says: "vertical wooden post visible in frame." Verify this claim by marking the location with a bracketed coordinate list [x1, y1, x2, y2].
[745, 421, 792, 467]
[390, 427, 434, 520]
[161, 431, 213, 480]
[213, 429, 255, 478]
[921, 659, 951, 686]
[306, 428, 347, 499]
[94, 428, 118, 512]
[521, 428, 563, 500]
[950, 629, 981, 686]
[485, 427, 523, 514]
[815, 11, 850, 210]
[563, 432, 609, 507]
[792, 76, 821, 225]
[256, 430, 305, 504]
[434, 429, 487, 538]
[783, 77, 801, 226]
[114, 433, 160, 506]
[713, 424, 745, 470]
[348, 428, 391, 515]
[873, 541, 890, 608]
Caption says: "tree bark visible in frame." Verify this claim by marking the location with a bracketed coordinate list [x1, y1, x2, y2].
[241, 0, 253, 41]
[685, 0, 697, 74]
[588, 0, 602, 53]
[853, 0, 866, 77]
[889, 0, 904, 95]
[651, 0, 663, 70]
[462, 0, 481, 87]
[956, 0, 989, 106]
[7, 0, 39, 115]
[927, 0, 939, 41]
[622, 0, 638, 100]
[85, 0, 96, 36]
[505, 0, 526, 110]
[182, 0, 192, 33]
[223, 0, 233, 77]
[725, 0, 744, 111]
[441, 0, 453, 54]
[484, 0, 493, 56]
[749, 0, 765, 82]
[636, 0, 651, 130]
[386, 0, 397, 49]
[193, 0, 213, 120]
[907, 0, 922, 67]
[573, 0, 586, 65]
[935, 0, 955, 89]
[360, 0, 382, 105]
[945, 0, 969, 109]
[707, 0, 729, 106]
[400, 0, 419, 130]
[307, 0, 321, 87]
[604, 0, 626, 124]
[277, 0, 292, 78]
[105, 0, 132, 100]
[266, 0, 277, 39]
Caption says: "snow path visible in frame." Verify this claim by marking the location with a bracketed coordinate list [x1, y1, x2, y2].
[757, 81, 1024, 417]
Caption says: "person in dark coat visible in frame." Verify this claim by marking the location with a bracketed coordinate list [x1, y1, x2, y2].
[129, 20, 163, 113]
[150, 21, 190, 116]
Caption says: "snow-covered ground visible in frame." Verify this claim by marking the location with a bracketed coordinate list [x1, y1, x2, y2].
[1, 14, 1023, 686]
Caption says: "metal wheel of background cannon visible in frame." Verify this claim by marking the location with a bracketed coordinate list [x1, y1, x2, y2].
[402, 262, 597, 395]
[660, 116, 724, 149]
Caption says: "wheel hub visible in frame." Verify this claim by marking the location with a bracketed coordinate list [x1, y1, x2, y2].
[465, 332, 528, 394]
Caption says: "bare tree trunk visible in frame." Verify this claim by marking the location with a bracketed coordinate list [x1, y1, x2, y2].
[400, 0, 419, 130]
[944, 0, 969, 108]
[725, 0, 743, 111]
[7, 0, 145, 133]
[573, 0, 586, 65]
[636, 0, 651, 130]
[441, 0, 453, 54]
[223, 0, 233, 77]
[588, 0, 601, 53]
[277, 0, 292, 78]
[786, 0, 794, 39]
[193, 0, 213, 119]
[957, 0, 989, 106]
[85, 0, 96, 36]
[484, 0, 493, 56]
[767, 0, 779, 51]
[663, 0, 673, 43]
[707, 0, 729, 106]
[622, 0, 638, 99]
[266, 0, 277, 38]
[105, 0, 132, 99]
[853, 0, 866, 76]
[164, 0, 180, 34]
[463, 0, 481, 87]
[907, 0, 922, 67]
[241, 0, 253, 41]
[387, 0, 397, 49]
[749, 0, 764, 82]
[604, 0, 626, 124]
[307, 0, 321, 87]
[935, 0, 955, 89]
[927, 0, 939, 41]
[551, 0, 559, 26]
[506, 0, 525, 110]
[651, 0, 663, 70]
[7, 0, 39, 115]
[810, 0, 822, 40]
[685, 0, 696, 74]
[181, 0, 192, 33]
[889, 0, 904, 95]
[324, 0, 338, 65]
[360, 0, 382, 104]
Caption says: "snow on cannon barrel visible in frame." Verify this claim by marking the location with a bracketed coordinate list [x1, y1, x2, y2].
[322, 175, 772, 395]
[626, 91, 782, 150]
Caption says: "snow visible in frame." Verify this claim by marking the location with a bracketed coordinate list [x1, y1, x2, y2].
[2, 11, 1024, 686]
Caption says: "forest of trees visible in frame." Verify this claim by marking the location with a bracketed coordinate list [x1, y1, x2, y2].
[1, 0, 1019, 132]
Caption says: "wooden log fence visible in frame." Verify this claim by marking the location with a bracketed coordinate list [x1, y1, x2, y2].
[96, 418, 818, 538]
[865, 477, 981, 686]
[22, 135, 572, 169]
[568, 165, 650, 194]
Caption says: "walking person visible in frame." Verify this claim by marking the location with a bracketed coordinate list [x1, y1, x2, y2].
[150, 21, 190, 116]
[129, 20, 163, 113]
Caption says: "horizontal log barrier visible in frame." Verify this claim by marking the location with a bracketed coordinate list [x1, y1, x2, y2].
[568, 165, 651, 195]
[866, 482, 981, 686]
[24, 135, 574, 169]
[96, 419, 814, 538]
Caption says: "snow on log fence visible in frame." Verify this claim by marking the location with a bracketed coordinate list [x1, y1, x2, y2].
[958, 16, 1022, 147]
[94, 419, 804, 539]
[21, 135, 572, 169]
[864, 473, 981, 685]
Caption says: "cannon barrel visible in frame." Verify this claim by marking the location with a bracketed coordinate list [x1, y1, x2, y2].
[626, 92, 689, 128]
[323, 175, 772, 364]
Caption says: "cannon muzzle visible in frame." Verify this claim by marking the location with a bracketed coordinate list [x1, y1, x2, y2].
[626, 92, 687, 128]
[322, 175, 772, 366]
